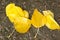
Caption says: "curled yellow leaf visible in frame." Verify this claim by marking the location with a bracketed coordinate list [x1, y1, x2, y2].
[43, 11, 60, 30]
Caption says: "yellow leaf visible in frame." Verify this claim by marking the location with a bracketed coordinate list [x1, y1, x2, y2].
[14, 17, 31, 33]
[31, 9, 45, 28]
[43, 11, 60, 30]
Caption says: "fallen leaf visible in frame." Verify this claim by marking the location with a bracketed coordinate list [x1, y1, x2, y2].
[43, 11, 60, 30]
[31, 9, 44, 28]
